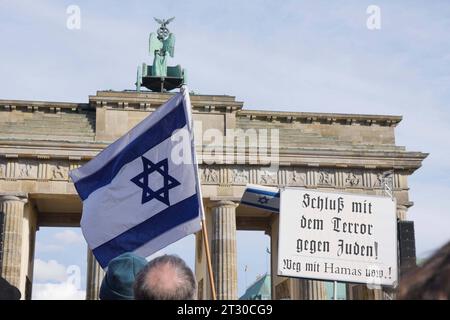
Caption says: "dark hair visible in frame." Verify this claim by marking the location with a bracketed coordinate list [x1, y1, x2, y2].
[133, 254, 196, 300]
[398, 241, 450, 300]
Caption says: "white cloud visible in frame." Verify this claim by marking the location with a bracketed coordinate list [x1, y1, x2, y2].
[53, 229, 84, 245]
[33, 259, 85, 300]
[32, 282, 85, 300]
[33, 259, 67, 283]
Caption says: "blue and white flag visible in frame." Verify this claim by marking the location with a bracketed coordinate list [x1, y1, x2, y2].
[241, 184, 280, 213]
[69, 88, 202, 268]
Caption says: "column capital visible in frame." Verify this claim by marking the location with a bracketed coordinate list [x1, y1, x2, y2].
[210, 200, 238, 209]
[396, 203, 409, 221]
[0, 192, 28, 204]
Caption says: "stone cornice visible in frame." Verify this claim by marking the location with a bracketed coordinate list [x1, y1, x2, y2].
[0, 95, 402, 126]
[0, 99, 89, 113]
[0, 140, 104, 160]
[237, 110, 402, 127]
[0, 91, 245, 114]
[277, 150, 427, 172]
[89, 90, 244, 112]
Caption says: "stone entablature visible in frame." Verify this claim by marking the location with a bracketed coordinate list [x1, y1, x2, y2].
[0, 148, 413, 197]
[0, 154, 413, 212]
[0, 156, 407, 191]
[0, 142, 423, 184]
[0, 157, 71, 182]
[200, 166, 407, 190]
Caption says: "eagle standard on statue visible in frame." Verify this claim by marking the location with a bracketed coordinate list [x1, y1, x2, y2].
[136, 17, 186, 92]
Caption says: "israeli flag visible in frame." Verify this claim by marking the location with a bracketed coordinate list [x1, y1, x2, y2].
[241, 184, 280, 213]
[69, 88, 202, 268]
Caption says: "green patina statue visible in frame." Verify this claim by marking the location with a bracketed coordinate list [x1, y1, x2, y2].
[136, 17, 186, 92]
[150, 17, 175, 77]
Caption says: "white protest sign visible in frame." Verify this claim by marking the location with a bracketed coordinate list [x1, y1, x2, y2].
[278, 187, 398, 287]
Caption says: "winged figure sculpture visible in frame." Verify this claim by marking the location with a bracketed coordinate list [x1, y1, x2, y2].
[149, 17, 176, 77]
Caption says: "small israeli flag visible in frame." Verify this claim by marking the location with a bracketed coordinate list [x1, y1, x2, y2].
[241, 184, 280, 213]
[69, 87, 201, 268]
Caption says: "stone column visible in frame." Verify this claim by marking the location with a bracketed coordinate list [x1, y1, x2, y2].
[352, 285, 384, 300]
[397, 204, 408, 221]
[0, 193, 28, 289]
[211, 200, 238, 300]
[298, 279, 327, 300]
[346, 284, 354, 300]
[86, 249, 105, 300]
[351, 201, 407, 300]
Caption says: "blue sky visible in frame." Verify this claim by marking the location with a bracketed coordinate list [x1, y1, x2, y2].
[1, 0, 449, 299]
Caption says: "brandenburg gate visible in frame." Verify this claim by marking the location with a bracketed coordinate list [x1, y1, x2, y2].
[0, 90, 427, 299]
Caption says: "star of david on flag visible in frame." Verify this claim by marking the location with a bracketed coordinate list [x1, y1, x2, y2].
[69, 87, 202, 268]
[130, 157, 181, 206]
[241, 184, 280, 213]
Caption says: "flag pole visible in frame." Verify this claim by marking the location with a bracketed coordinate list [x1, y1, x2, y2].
[181, 85, 217, 300]
[201, 217, 217, 300]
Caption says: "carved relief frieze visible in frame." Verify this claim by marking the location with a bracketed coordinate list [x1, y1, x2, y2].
[201, 167, 219, 184]
[287, 168, 306, 186]
[0, 157, 90, 182]
[231, 168, 249, 185]
[49, 162, 70, 181]
[258, 169, 278, 185]
[317, 169, 335, 187]
[344, 170, 363, 188]
[176, 165, 403, 192]
[17, 160, 38, 179]
[372, 172, 383, 189]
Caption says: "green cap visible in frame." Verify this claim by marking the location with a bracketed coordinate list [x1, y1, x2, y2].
[99, 252, 147, 300]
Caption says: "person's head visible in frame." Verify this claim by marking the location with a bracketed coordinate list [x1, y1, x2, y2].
[133, 254, 196, 300]
[99, 252, 148, 300]
[398, 241, 450, 300]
